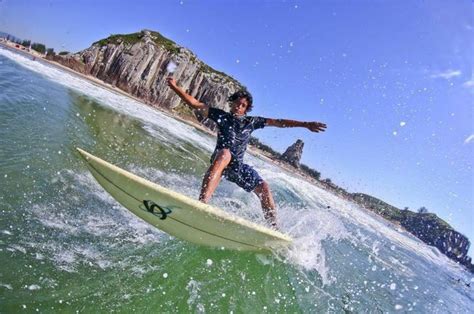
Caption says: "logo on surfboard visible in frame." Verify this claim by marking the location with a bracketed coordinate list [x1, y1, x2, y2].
[140, 200, 172, 220]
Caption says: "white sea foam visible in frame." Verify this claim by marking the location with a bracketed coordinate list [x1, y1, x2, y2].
[25, 168, 167, 272]
[186, 279, 205, 312]
[27, 284, 41, 291]
[8, 245, 27, 254]
[252, 154, 467, 281]
[127, 164, 202, 199]
[34, 242, 114, 273]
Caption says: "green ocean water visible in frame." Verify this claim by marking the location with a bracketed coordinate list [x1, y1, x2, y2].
[0, 47, 472, 313]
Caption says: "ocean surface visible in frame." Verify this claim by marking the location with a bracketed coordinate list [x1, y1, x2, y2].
[0, 47, 472, 313]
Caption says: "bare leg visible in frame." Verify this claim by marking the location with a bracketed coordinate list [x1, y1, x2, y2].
[199, 149, 231, 203]
[254, 181, 277, 228]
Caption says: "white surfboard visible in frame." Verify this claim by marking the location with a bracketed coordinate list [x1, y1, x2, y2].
[77, 148, 292, 252]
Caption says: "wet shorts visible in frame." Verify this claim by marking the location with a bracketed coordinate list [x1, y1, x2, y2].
[222, 162, 263, 192]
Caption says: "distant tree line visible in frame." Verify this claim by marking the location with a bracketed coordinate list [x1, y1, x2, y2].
[300, 164, 321, 180]
[31, 43, 46, 54]
[249, 136, 282, 158]
[402, 206, 430, 214]
[5, 35, 21, 43]
[4, 35, 60, 56]
[418, 206, 429, 214]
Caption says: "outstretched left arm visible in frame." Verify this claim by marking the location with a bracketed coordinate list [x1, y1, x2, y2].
[265, 118, 327, 133]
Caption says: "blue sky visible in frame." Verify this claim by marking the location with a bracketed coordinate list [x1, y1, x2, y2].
[1, 0, 473, 253]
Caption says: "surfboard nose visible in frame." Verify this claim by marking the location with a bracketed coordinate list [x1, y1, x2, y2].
[77, 147, 92, 160]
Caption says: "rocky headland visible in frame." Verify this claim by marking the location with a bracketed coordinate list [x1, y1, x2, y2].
[6, 29, 471, 272]
[352, 194, 473, 273]
[46, 30, 241, 115]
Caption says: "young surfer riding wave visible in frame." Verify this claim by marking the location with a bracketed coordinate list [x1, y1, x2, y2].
[167, 77, 327, 227]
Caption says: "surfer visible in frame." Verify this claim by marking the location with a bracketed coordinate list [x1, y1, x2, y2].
[167, 78, 326, 227]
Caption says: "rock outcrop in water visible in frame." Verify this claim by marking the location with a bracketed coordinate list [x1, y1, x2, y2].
[280, 139, 304, 168]
[47, 30, 244, 114]
[352, 193, 473, 272]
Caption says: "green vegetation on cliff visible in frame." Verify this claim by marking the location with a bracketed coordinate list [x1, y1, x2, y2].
[93, 30, 180, 54]
[93, 33, 141, 46]
[353, 193, 450, 224]
[352, 193, 407, 222]
[92, 30, 238, 85]
[352, 193, 451, 227]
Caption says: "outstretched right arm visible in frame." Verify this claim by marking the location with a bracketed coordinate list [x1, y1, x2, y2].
[166, 77, 209, 117]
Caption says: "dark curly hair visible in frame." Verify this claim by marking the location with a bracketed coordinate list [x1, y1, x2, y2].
[228, 90, 253, 113]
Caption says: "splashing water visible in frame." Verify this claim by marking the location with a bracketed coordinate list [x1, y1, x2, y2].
[166, 60, 178, 74]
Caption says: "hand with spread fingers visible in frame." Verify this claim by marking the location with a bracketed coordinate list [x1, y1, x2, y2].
[306, 121, 327, 133]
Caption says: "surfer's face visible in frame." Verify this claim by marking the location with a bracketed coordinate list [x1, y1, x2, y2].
[230, 97, 249, 116]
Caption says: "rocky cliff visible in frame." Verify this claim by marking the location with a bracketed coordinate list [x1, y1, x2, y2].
[48, 30, 244, 114]
[352, 193, 473, 272]
[280, 139, 304, 168]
